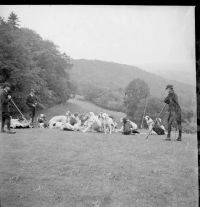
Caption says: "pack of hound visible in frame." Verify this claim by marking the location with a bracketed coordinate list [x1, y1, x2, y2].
[25, 111, 166, 136]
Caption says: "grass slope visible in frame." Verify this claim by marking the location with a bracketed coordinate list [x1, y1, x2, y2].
[38, 98, 126, 124]
[0, 129, 198, 207]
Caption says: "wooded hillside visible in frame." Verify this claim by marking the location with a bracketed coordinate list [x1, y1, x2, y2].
[0, 12, 74, 114]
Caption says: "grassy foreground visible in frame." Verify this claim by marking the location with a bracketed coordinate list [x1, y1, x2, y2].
[0, 129, 198, 207]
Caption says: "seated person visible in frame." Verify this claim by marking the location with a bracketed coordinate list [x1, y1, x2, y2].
[121, 118, 140, 135]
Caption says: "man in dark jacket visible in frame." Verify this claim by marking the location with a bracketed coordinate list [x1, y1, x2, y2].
[164, 85, 182, 141]
[26, 89, 37, 126]
[1, 83, 16, 134]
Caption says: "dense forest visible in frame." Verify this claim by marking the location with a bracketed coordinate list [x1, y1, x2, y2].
[0, 12, 75, 114]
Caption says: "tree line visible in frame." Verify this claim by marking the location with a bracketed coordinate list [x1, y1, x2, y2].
[0, 12, 74, 115]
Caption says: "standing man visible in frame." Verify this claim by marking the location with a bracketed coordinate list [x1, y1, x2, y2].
[0, 83, 16, 134]
[26, 89, 37, 127]
[164, 85, 182, 141]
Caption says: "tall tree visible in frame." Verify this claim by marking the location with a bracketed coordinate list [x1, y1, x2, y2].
[7, 12, 20, 27]
[0, 12, 74, 116]
[124, 78, 150, 121]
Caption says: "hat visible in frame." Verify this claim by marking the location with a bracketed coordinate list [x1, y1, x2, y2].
[166, 84, 173, 90]
[3, 82, 11, 89]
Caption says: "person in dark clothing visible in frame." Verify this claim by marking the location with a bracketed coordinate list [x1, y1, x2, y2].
[26, 89, 37, 126]
[1, 83, 16, 134]
[122, 118, 140, 135]
[164, 85, 182, 141]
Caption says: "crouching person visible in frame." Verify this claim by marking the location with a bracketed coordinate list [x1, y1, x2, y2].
[1, 83, 16, 134]
[121, 118, 140, 135]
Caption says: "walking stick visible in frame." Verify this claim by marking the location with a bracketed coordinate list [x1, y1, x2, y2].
[145, 104, 166, 140]
[140, 97, 148, 129]
[10, 98, 29, 123]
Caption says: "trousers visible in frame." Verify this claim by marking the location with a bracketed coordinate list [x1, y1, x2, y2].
[167, 111, 182, 138]
[1, 112, 11, 131]
[28, 107, 36, 123]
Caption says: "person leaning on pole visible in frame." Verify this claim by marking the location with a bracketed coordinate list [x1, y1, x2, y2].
[26, 89, 38, 127]
[164, 84, 182, 141]
[0, 83, 16, 134]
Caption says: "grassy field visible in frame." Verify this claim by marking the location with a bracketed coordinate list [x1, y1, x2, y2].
[0, 129, 198, 207]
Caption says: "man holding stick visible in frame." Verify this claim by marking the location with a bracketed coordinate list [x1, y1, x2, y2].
[164, 84, 182, 141]
[0, 83, 16, 134]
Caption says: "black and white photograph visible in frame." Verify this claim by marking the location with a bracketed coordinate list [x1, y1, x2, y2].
[0, 5, 198, 207]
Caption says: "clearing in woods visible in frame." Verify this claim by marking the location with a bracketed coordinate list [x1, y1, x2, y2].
[0, 99, 198, 207]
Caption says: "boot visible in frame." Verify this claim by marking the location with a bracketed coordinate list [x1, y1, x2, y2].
[1, 120, 5, 132]
[176, 130, 182, 141]
[30, 118, 34, 128]
[165, 128, 171, 141]
[7, 121, 16, 134]
[7, 130, 16, 134]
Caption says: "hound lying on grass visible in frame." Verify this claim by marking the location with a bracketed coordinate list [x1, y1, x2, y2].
[48, 115, 67, 129]
[10, 118, 32, 128]
[82, 112, 102, 133]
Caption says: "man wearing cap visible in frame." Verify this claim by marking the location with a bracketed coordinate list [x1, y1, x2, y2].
[26, 89, 37, 127]
[0, 83, 16, 134]
[164, 85, 182, 141]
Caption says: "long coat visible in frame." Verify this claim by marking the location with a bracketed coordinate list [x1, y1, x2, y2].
[164, 90, 181, 122]
[0, 89, 10, 113]
[26, 94, 37, 109]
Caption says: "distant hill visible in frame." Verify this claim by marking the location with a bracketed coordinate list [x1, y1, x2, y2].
[139, 63, 196, 86]
[69, 59, 196, 110]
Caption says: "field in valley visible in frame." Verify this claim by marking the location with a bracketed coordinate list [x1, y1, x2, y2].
[0, 128, 198, 207]
[0, 99, 198, 207]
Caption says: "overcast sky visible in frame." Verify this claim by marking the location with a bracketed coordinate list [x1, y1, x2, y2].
[0, 5, 196, 83]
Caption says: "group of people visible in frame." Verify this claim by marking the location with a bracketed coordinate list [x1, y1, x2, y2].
[0, 82, 182, 141]
[0, 83, 37, 134]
